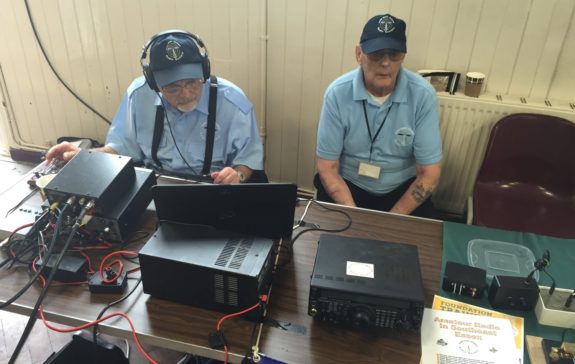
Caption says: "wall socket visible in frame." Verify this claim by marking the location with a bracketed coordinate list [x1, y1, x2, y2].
[535, 286, 575, 329]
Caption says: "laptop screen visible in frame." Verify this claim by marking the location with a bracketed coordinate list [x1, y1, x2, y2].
[152, 183, 298, 239]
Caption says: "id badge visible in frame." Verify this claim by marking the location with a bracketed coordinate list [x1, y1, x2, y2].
[358, 162, 381, 179]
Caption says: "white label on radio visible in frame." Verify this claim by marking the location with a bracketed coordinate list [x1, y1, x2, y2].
[346, 261, 374, 278]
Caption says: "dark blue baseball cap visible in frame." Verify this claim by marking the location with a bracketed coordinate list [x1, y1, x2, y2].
[360, 14, 407, 54]
[150, 33, 204, 87]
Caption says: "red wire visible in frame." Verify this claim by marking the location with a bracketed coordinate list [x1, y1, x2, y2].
[98, 250, 138, 283]
[31, 257, 87, 287]
[72, 244, 113, 251]
[127, 267, 141, 274]
[100, 259, 124, 283]
[38, 306, 157, 364]
[77, 251, 94, 273]
[8, 223, 34, 257]
[216, 296, 266, 364]
[31, 257, 156, 363]
[216, 302, 262, 331]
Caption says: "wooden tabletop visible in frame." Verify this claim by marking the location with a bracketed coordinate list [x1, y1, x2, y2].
[263, 201, 443, 363]
[0, 169, 443, 363]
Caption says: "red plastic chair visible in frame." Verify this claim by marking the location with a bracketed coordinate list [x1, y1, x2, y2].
[470, 113, 575, 238]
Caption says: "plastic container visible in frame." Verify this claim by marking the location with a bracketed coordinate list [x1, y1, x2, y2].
[535, 286, 575, 329]
[467, 239, 538, 282]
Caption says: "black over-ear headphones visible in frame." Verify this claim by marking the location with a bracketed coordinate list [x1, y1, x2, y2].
[140, 29, 211, 92]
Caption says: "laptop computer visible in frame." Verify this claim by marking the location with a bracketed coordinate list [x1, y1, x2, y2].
[151, 183, 298, 239]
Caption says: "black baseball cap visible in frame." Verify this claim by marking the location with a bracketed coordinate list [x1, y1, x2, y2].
[150, 33, 204, 87]
[360, 14, 407, 54]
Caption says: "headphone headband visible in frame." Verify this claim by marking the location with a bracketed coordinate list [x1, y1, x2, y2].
[140, 29, 211, 91]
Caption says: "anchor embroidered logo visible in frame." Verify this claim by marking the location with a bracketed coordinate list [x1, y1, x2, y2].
[165, 40, 184, 61]
[395, 127, 414, 147]
[378, 15, 396, 34]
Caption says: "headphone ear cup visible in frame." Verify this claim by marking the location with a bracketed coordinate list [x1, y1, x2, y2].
[142, 64, 158, 92]
[203, 56, 211, 81]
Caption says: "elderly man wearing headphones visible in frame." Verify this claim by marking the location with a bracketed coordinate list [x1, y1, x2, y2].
[46, 30, 264, 184]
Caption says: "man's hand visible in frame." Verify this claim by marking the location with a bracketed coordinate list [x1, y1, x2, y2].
[211, 166, 252, 185]
[45, 142, 80, 162]
[45, 142, 118, 163]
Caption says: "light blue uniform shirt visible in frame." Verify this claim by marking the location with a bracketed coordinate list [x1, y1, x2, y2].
[106, 76, 263, 177]
[316, 67, 442, 194]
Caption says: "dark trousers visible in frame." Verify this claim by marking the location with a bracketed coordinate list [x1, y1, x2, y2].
[313, 173, 436, 219]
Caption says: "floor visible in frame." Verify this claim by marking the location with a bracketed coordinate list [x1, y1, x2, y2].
[0, 157, 191, 363]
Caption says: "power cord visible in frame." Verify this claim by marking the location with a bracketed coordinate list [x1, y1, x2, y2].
[23, 0, 111, 125]
[291, 198, 352, 243]
[278, 199, 353, 267]
[9, 198, 95, 364]
[0, 203, 70, 310]
[565, 290, 575, 308]
[91, 278, 142, 363]
[210, 295, 268, 364]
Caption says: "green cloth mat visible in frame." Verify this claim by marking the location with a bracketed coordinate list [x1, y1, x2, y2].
[440, 221, 575, 364]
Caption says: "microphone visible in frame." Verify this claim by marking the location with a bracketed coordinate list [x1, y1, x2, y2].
[525, 250, 556, 294]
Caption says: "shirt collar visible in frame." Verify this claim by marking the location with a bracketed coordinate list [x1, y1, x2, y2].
[353, 66, 408, 104]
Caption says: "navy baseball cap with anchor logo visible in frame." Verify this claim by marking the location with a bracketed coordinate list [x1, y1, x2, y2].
[150, 34, 205, 88]
[360, 14, 407, 54]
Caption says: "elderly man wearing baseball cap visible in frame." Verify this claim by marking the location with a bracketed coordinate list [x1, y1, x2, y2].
[315, 14, 442, 217]
[47, 30, 264, 184]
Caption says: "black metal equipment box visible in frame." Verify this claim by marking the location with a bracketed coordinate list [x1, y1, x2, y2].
[44, 150, 135, 214]
[309, 234, 425, 330]
[139, 223, 275, 313]
[84, 167, 156, 241]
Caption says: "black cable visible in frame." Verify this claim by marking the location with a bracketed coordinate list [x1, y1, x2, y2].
[542, 268, 556, 295]
[5, 210, 51, 267]
[279, 199, 352, 267]
[91, 277, 142, 363]
[0, 242, 36, 269]
[4, 187, 39, 218]
[23, 0, 111, 125]
[121, 230, 150, 248]
[9, 200, 94, 364]
[565, 291, 575, 308]
[0, 204, 69, 310]
[4, 239, 37, 267]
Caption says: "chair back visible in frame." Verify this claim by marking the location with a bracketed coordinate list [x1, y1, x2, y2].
[472, 113, 575, 238]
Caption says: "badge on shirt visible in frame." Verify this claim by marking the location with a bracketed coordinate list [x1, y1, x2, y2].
[358, 162, 381, 179]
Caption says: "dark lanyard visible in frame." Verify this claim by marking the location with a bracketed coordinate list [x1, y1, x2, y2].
[362, 100, 392, 159]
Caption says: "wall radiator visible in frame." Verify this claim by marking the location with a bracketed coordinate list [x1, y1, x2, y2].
[433, 94, 575, 215]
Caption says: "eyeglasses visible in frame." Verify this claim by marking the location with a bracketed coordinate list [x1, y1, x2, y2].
[161, 79, 201, 95]
[366, 49, 405, 62]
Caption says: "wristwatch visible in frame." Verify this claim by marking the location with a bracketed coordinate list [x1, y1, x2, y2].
[235, 169, 246, 183]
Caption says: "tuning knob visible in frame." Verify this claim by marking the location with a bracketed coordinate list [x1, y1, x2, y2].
[351, 306, 372, 328]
